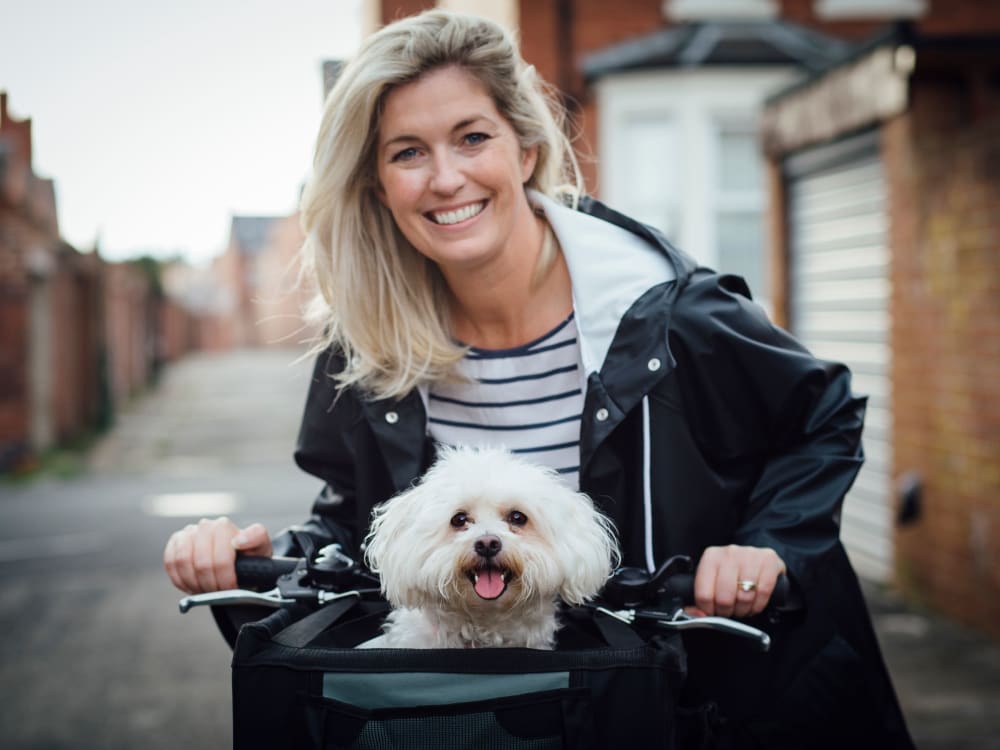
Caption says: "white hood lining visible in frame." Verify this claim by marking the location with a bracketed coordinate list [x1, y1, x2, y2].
[529, 191, 676, 375]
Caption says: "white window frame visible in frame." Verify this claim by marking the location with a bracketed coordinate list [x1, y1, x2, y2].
[613, 111, 682, 240]
[664, 0, 778, 21]
[815, 0, 927, 19]
[597, 68, 793, 268]
[710, 116, 767, 304]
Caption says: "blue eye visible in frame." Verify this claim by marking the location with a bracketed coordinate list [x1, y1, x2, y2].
[391, 147, 419, 162]
[464, 132, 489, 146]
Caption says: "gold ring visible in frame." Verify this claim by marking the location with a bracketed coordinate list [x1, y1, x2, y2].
[737, 580, 758, 593]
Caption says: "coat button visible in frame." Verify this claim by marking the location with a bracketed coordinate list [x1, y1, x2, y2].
[647, 358, 661, 372]
[595, 408, 609, 422]
[385, 411, 399, 424]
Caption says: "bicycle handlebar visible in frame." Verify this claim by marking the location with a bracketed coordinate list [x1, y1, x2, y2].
[603, 567, 797, 611]
[234, 555, 300, 591]
[181, 549, 799, 652]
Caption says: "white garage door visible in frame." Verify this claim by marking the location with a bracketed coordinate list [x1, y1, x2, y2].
[786, 130, 893, 582]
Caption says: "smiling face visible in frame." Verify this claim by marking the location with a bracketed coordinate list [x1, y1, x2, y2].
[445, 498, 536, 606]
[364, 447, 620, 616]
[375, 65, 539, 277]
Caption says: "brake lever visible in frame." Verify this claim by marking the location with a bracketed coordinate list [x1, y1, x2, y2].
[179, 587, 293, 613]
[593, 605, 771, 651]
[179, 585, 368, 614]
[178, 545, 381, 615]
[649, 609, 771, 651]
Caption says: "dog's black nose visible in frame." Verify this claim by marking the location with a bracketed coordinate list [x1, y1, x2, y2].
[474, 535, 502, 558]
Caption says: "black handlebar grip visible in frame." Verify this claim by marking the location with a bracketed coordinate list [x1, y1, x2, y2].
[235, 555, 300, 590]
[661, 573, 797, 610]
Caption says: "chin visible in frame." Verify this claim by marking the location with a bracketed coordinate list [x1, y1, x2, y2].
[360, 445, 619, 649]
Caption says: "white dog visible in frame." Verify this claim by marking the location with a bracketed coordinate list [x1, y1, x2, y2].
[360, 446, 619, 649]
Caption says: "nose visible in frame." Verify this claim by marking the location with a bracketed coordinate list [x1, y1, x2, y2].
[474, 535, 502, 558]
[429, 150, 465, 195]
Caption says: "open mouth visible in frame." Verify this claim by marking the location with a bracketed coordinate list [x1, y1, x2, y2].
[427, 200, 487, 226]
[466, 564, 512, 600]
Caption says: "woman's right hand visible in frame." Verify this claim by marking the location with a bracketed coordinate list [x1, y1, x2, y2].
[163, 517, 273, 594]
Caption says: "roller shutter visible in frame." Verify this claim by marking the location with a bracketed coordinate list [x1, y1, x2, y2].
[785, 130, 892, 582]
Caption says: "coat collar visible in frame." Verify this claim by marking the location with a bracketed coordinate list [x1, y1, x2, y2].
[529, 190, 680, 375]
[529, 192, 700, 473]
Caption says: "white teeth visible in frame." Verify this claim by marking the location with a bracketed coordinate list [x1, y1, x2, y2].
[431, 202, 484, 225]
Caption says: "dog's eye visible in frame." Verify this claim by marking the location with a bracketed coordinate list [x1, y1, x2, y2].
[507, 510, 528, 527]
[450, 512, 469, 528]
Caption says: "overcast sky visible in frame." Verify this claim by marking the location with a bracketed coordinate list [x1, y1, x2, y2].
[1, 0, 361, 264]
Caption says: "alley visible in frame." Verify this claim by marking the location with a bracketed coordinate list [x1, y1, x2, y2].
[0, 349, 319, 749]
[0, 349, 997, 749]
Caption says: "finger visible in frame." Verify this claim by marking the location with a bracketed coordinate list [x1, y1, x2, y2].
[171, 525, 199, 594]
[192, 520, 220, 593]
[734, 559, 764, 619]
[163, 534, 185, 593]
[751, 554, 787, 616]
[233, 523, 272, 556]
[213, 527, 238, 590]
[694, 549, 722, 616]
[713, 549, 741, 618]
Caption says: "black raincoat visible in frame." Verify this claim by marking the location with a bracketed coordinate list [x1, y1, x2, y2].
[277, 195, 914, 749]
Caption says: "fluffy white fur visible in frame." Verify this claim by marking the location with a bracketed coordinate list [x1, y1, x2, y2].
[361, 446, 619, 649]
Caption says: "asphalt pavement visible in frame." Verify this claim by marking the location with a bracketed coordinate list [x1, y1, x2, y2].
[0, 348, 997, 749]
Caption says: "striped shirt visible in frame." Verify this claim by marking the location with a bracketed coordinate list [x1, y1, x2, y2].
[427, 314, 584, 488]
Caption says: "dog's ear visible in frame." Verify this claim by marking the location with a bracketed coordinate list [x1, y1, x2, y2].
[364, 483, 430, 607]
[553, 490, 621, 606]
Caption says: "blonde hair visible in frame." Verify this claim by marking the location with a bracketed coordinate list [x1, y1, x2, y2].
[299, 10, 582, 399]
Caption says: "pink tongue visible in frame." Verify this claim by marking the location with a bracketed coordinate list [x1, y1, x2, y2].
[474, 569, 506, 599]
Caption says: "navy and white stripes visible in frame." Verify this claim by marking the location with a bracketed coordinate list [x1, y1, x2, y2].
[427, 314, 584, 488]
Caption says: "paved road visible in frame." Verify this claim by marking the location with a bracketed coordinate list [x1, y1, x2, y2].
[0, 348, 997, 748]
[0, 349, 319, 749]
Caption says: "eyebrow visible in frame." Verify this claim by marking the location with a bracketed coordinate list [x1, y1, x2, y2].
[380, 115, 498, 151]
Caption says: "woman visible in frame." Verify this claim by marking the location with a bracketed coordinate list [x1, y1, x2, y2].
[164, 10, 913, 747]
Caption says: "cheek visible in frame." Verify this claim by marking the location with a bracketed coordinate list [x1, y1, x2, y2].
[510, 527, 549, 559]
[377, 169, 420, 213]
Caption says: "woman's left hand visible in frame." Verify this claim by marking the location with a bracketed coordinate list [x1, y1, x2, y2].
[692, 544, 787, 619]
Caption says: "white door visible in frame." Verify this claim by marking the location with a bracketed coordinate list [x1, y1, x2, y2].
[786, 130, 893, 582]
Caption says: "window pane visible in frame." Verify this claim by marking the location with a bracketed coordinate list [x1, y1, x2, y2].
[717, 210, 765, 297]
[667, 0, 778, 20]
[621, 115, 679, 237]
[718, 127, 761, 193]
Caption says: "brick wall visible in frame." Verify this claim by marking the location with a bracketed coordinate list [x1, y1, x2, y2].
[884, 68, 1000, 636]
[103, 261, 154, 411]
[252, 213, 318, 349]
[49, 247, 102, 443]
[1, 93, 61, 467]
[159, 298, 198, 362]
[381, 0, 435, 25]
[514, 0, 1000, 196]
[516, 0, 663, 194]
[0, 283, 29, 466]
[0, 208, 31, 466]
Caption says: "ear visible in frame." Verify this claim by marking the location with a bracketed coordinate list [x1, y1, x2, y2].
[364, 485, 427, 606]
[520, 144, 539, 184]
[555, 492, 620, 605]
